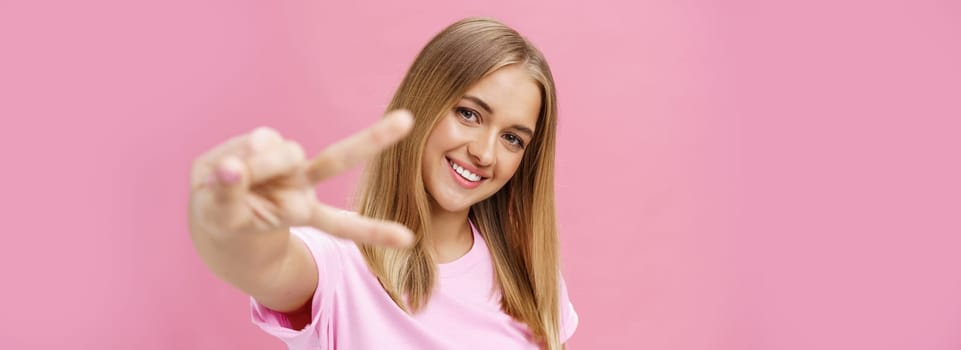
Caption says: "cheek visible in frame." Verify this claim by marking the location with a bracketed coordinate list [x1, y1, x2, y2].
[424, 121, 451, 156]
[496, 155, 525, 181]
[424, 117, 458, 151]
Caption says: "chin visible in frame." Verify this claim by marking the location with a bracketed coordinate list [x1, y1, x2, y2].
[430, 191, 476, 214]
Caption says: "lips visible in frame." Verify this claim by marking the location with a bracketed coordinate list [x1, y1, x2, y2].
[446, 157, 489, 178]
[445, 157, 487, 189]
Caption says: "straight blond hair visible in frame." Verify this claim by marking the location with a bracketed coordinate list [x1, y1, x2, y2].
[353, 17, 563, 349]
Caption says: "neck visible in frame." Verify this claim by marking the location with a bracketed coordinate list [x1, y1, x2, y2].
[428, 203, 473, 263]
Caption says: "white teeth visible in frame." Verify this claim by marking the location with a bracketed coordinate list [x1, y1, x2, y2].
[449, 159, 481, 182]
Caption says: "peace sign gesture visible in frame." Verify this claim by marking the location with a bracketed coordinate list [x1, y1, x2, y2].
[189, 110, 415, 247]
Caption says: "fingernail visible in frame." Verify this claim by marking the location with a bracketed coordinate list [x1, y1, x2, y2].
[216, 164, 240, 184]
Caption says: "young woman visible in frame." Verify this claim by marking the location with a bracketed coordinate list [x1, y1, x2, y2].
[189, 17, 578, 349]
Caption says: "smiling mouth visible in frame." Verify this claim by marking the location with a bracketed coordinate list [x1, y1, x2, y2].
[447, 157, 485, 183]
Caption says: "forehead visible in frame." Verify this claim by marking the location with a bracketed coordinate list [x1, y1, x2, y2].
[463, 65, 541, 130]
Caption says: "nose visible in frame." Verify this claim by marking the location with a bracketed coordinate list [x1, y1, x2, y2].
[467, 134, 496, 168]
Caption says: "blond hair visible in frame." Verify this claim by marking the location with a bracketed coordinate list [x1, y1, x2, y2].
[354, 17, 562, 349]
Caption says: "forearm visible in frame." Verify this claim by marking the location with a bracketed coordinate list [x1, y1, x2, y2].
[189, 221, 293, 297]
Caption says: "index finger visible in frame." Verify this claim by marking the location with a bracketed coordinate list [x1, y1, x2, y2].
[305, 109, 414, 183]
[302, 203, 415, 248]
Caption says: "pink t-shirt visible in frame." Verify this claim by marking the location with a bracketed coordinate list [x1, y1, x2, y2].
[250, 220, 579, 349]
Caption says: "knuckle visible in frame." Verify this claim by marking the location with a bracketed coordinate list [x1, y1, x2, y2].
[249, 127, 282, 152]
[286, 141, 306, 162]
[251, 126, 279, 137]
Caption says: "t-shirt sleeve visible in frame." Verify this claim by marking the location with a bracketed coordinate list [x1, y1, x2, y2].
[249, 226, 344, 350]
[558, 273, 579, 343]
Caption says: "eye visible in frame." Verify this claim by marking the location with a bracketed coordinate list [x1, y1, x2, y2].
[456, 108, 479, 123]
[503, 133, 526, 149]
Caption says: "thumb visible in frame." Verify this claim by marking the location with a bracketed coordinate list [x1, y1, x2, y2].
[210, 156, 250, 205]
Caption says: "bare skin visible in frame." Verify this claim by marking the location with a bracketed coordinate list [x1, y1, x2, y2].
[189, 65, 543, 333]
[423, 65, 541, 263]
[188, 110, 416, 328]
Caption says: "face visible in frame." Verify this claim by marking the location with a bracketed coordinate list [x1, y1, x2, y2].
[422, 64, 542, 214]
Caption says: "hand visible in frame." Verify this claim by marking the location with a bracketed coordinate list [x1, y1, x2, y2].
[189, 110, 415, 247]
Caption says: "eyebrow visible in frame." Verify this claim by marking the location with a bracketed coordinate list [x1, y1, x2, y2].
[462, 95, 535, 138]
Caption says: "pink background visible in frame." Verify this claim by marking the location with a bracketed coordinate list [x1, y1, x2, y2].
[2, 0, 959, 348]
